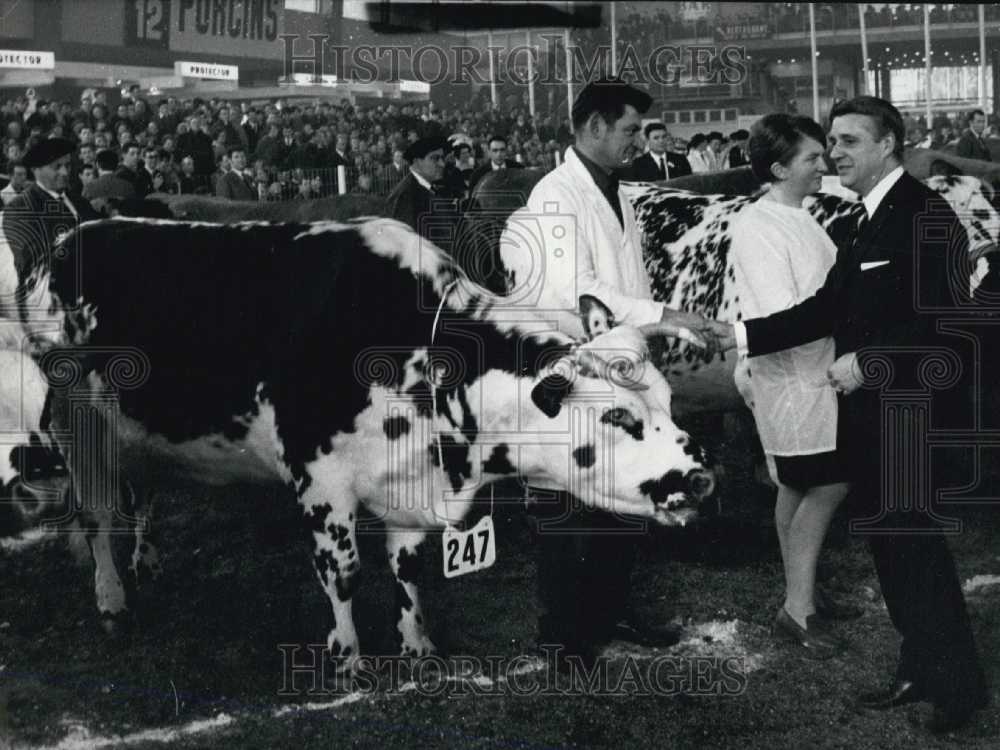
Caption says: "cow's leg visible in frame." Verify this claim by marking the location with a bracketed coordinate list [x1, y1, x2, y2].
[386, 528, 435, 657]
[84, 520, 130, 629]
[128, 485, 161, 588]
[299, 486, 362, 673]
[47, 388, 133, 629]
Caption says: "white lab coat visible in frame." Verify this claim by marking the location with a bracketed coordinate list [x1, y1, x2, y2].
[499, 147, 662, 339]
[688, 149, 711, 174]
[731, 196, 839, 456]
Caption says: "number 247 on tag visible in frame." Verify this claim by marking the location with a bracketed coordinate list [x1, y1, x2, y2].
[442, 516, 496, 578]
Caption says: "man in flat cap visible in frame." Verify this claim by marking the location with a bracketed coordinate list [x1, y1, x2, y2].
[0, 137, 98, 321]
[385, 135, 458, 252]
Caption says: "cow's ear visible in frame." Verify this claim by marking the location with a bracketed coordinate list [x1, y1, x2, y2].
[531, 373, 574, 418]
[579, 295, 615, 340]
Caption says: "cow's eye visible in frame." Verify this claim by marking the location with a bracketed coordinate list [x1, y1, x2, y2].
[600, 407, 644, 440]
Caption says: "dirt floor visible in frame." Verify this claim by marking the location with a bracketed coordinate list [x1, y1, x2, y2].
[1, 416, 999, 750]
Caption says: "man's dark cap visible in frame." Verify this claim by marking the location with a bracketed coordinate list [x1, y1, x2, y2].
[404, 135, 449, 161]
[23, 137, 75, 168]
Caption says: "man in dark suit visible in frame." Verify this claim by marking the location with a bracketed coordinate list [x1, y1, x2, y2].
[215, 147, 257, 201]
[956, 109, 991, 161]
[727, 128, 750, 168]
[467, 135, 523, 192]
[712, 96, 988, 735]
[625, 122, 691, 180]
[116, 144, 152, 198]
[1, 138, 99, 321]
[385, 135, 458, 253]
[380, 148, 408, 193]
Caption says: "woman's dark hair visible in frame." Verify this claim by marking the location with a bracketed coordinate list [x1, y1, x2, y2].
[748, 113, 827, 182]
[829, 96, 905, 159]
[688, 133, 707, 149]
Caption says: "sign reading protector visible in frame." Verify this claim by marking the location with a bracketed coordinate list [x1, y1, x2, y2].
[175, 61, 238, 80]
[0, 51, 55, 70]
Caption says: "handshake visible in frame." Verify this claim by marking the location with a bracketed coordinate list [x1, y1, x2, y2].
[660, 308, 736, 357]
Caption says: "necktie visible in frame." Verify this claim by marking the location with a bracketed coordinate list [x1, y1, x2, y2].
[658, 156, 667, 179]
[849, 203, 869, 262]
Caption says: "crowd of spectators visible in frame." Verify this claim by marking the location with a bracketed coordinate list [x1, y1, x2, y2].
[1, 83, 998, 211]
[0, 86, 581, 207]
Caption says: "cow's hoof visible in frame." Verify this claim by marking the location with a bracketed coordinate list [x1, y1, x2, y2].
[331, 653, 361, 678]
[99, 609, 133, 636]
[400, 639, 437, 659]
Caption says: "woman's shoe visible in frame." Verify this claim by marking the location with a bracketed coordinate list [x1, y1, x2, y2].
[772, 608, 844, 660]
[814, 585, 863, 620]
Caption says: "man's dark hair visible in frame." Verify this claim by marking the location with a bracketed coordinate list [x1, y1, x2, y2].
[644, 122, 667, 139]
[688, 133, 707, 149]
[830, 96, 905, 159]
[748, 113, 827, 183]
[95, 148, 119, 171]
[969, 108, 986, 122]
[227, 146, 246, 159]
[487, 135, 508, 148]
[571, 77, 652, 132]
[707, 131, 724, 143]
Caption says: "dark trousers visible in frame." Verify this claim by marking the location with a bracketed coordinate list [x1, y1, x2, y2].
[870, 533, 987, 709]
[531, 489, 642, 646]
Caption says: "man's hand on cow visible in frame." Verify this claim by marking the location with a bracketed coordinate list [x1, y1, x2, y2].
[827, 352, 863, 395]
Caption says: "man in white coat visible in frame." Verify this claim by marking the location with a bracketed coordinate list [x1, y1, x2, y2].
[500, 78, 717, 666]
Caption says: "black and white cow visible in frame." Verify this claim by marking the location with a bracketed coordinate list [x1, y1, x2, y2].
[22, 216, 714, 670]
[620, 174, 1000, 413]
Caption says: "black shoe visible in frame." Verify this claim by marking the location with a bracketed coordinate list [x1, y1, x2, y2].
[923, 704, 979, 735]
[813, 586, 863, 621]
[537, 641, 601, 674]
[858, 679, 925, 710]
[772, 608, 843, 660]
[608, 618, 683, 648]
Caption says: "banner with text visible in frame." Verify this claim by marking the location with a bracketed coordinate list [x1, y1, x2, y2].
[125, 0, 285, 58]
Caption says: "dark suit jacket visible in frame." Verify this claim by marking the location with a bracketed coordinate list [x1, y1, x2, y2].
[467, 160, 523, 191]
[955, 130, 992, 161]
[744, 172, 966, 489]
[625, 152, 692, 181]
[216, 170, 257, 201]
[116, 166, 153, 198]
[2, 183, 99, 312]
[728, 146, 749, 168]
[385, 173, 458, 253]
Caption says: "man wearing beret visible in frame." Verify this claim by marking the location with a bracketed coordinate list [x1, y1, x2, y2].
[0, 137, 99, 321]
[385, 135, 459, 253]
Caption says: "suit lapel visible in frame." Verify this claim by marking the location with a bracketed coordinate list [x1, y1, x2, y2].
[854, 173, 913, 262]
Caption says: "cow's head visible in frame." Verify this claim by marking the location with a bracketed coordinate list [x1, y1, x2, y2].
[517, 299, 715, 526]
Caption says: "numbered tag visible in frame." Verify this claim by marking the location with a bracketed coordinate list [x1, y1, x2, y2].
[442, 515, 496, 579]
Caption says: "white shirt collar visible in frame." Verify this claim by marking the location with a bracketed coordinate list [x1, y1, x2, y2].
[410, 168, 433, 191]
[37, 183, 61, 200]
[862, 166, 904, 217]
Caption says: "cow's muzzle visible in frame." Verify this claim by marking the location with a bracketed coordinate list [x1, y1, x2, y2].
[640, 467, 717, 526]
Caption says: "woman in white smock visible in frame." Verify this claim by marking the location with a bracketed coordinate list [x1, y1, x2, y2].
[732, 114, 856, 659]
